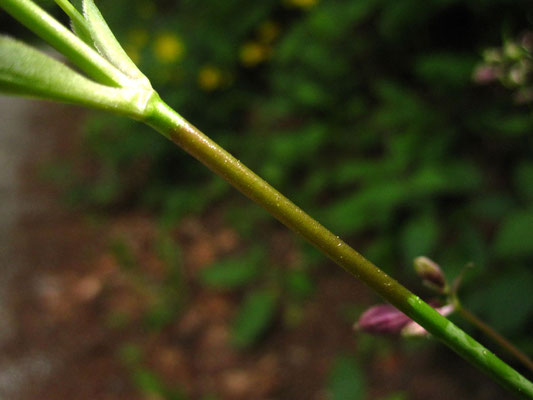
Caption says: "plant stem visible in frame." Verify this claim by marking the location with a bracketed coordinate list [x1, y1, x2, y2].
[456, 303, 533, 374]
[144, 97, 533, 398]
[2, 0, 530, 396]
[53, 0, 91, 40]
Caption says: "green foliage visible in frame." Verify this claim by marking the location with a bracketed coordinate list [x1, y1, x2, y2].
[514, 162, 533, 201]
[494, 209, 533, 258]
[82, 0, 148, 84]
[118, 343, 143, 365]
[132, 368, 167, 395]
[146, 236, 186, 330]
[110, 237, 137, 270]
[327, 354, 366, 400]
[400, 213, 439, 266]
[466, 269, 533, 334]
[415, 52, 476, 90]
[284, 268, 315, 300]
[143, 297, 178, 330]
[231, 289, 278, 348]
[377, 393, 408, 400]
[110, 232, 186, 331]
[118, 343, 187, 400]
[0, 35, 112, 105]
[132, 368, 187, 400]
[3, 0, 533, 395]
[156, 232, 184, 287]
[43, 0, 533, 341]
[199, 247, 264, 290]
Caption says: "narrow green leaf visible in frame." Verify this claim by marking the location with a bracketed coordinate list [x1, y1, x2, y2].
[494, 209, 533, 258]
[0, 36, 150, 117]
[231, 289, 278, 348]
[514, 162, 533, 201]
[0, 0, 127, 87]
[400, 213, 439, 264]
[285, 269, 315, 299]
[327, 355, 366, 400]
[132, 368, 167, 396]
[466, 270, 533, 334]
[0, 35, 99, 102]
[377, 393, 407, 400]
[199, 248, 264, 290]
[83, 0, 150, 86]
[54, 0, 93, 46]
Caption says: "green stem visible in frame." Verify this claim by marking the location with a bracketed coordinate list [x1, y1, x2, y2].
[53, 0, 92, 42]
[1, 0, 532, 395]
[53, 0, 85, 30]
[144, 97, 533, 398]
[456, 302, 533, 374]
[0, 0, 127, 87]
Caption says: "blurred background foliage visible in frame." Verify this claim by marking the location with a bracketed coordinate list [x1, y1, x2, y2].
[7, 0, 533, 397]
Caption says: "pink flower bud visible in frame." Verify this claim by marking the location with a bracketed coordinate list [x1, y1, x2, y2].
[473, 65, 498, 84]
[356, 303, 455, 337]
[401, 304, 455, 337]
[509, 65, 527, 86]
[521, 32, 533, 52]
[414, 256, 446, 291]
[355, 304, 411, 335]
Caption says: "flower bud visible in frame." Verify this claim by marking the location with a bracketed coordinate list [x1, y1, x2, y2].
[356, 303, 455, 337]
[482, 48, 502, 64]
[414, 256, 446, 291]
[509, 65, 527, 86]
[504, 42, 523, 61]
[401, 304, 455, 337]
[521, 32, 533, 52]
[473, 65, 499, 84]
[354, 304, 411, 335]
[401, 320, 428, 337]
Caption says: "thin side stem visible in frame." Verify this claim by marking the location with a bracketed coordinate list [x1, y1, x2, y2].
[0, 0, 127, 87]
[53, 0, 92, 42]
[144, 97, 533, 398]
[457, 304, 533, 374]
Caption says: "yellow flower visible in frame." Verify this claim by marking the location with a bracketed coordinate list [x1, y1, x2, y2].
[284, 0, 319, 10]
[258, 21, 280, 44]
[198, 65, 223, 91]
[240, 41, 270, 67]
[153, 33, 184, 64]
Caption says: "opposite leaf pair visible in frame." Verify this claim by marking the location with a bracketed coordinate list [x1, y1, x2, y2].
[55, 0, 150, 85]
[0, 0, 154, 117]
